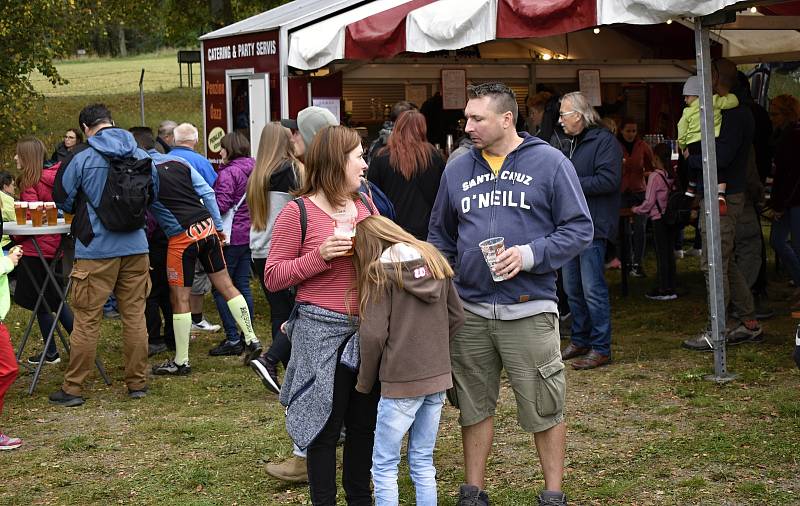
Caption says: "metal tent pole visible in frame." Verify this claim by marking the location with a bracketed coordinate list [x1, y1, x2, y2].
[694, 17, 736, 383]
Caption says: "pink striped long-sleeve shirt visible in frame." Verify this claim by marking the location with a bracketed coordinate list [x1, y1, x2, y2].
[264, 196, 375, 315]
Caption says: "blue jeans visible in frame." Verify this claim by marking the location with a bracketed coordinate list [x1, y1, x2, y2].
[562, 239, 612, 356]
[372, 392, 445, 506]
[212, 244, 254, 344]
[770, 207, 800, 287]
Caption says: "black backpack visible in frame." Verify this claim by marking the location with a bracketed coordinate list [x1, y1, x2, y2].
[655, 173, 692, 227]
[95, 152, 154, 232]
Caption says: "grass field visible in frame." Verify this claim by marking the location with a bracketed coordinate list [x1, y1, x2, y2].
[1, 52, 799, 505]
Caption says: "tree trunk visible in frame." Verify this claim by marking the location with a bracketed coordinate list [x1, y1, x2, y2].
[118, 26, 127, 57]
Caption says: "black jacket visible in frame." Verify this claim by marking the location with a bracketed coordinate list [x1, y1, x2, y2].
[367, 148, 444, 240]
[713, 86, 755, 196]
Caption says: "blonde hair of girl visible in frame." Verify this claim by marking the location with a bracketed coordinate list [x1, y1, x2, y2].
[247, 122, 299, 231]
[16, 136, 47, 191]
[352, 215, 453, 317]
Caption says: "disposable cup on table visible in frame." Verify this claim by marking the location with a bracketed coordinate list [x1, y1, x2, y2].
[14, 202, 28, 225]
[479, 236, 506, 282]
[63, 212, 74, 224]
[29, 202, 44, 227]
[332, 211, 356, 256]
[45, 202, 58, 226]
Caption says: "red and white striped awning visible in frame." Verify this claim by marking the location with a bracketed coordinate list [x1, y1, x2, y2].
[287, 0, 739, 70]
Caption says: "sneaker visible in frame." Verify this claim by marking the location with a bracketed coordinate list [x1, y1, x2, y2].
[457, 484, 489, 506]
[718, 195, 728, 216]
[682, 330, 714, 352]
[629, 264, 646, 278]
[0, 433, 22, 450]
[243, 339, 263, 364]
[250, 356, 281, 395]
[191, 319, 221, 333]
[48, 389, 85, 407]
[645, 289, 677, 301]
[538, 491, 568, 506]
[685, 248, 702, 257]
[103, 309, 121, 320]
[27, 352, 61, 365]
[727, 320, 763, 345]
[674, 249, 685, 259]
[265, 455, 308, 483]
[208, 339, 243, 356]
[152, 359, 191, 376]
[128, 386, 148, 399]
[604, 257, 621, 270]
[148, 342, 168, 357]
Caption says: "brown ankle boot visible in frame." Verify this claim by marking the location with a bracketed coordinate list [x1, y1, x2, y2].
[265, 455, 308, 483]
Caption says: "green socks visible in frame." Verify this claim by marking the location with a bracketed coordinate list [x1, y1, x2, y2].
[227, 294, 257, 345]
[173, 312, 192, 366]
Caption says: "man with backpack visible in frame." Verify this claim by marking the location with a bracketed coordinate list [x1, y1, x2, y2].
[50, 104, 158, 406]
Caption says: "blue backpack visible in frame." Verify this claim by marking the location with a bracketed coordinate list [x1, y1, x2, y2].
[360, 180, 396, 221]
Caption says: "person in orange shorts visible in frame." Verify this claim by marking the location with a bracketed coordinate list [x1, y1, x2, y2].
[129, 127, 261, 376]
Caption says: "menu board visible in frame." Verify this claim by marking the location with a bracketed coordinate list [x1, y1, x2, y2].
[578, 69, 602, 107]
[441, 69, 467, 110]
[405, 84, 427, 108]
[312, 97, 341, 122]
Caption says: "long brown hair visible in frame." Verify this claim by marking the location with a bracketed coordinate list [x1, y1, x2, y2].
[16, 136, 47, 191]
[382, 110, 434, 180]
[352, 215, 454, 317]
[296, 125, 360, 208]
[248, 122, 298, 231]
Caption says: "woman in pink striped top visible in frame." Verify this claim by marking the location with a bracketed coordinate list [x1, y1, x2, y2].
[264, 125, 379, 505]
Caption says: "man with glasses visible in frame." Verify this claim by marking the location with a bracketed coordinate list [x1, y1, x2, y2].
[558, 91, 622, 371]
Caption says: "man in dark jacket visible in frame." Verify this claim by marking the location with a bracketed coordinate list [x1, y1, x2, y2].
[682, 58, 762, 351]
[429, 82, 593, 506]
[558, 91, 622, 370]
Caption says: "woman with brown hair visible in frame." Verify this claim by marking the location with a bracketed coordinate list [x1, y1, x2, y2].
[265, 125, 378, 506]
[49, 128, 84, 165]
[768, 94, 800, 315]
[13, 137, 73, 365]
[368, 109, 444, 240]
[247, 122, 301, 393]
[208, 131, 260, 358]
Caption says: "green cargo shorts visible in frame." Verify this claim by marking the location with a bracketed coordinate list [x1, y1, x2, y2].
[449, 310, 565, 433]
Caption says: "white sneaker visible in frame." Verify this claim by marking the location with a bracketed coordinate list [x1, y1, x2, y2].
[191, 319, 221, 333]
[674, 249, 685, 259]
[685, 248, 702, 257]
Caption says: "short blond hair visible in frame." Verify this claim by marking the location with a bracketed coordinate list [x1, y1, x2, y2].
[173, 123, 198, 144]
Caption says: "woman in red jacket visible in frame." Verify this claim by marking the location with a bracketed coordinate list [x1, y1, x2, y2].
[618, 119, 654, 277]
[13, 137, 73, 365]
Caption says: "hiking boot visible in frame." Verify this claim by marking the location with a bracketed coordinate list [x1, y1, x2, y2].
[152, 359, 191, 376]
[208, 339, 243, 356]
[456, 484, 489, 506]
[191, 319, 221, 333]
[243, 339, 263, 365]
[128, 386, 148, 399]
[265, 455, 308, 483]
[250, 356, 281, 395]
[0, 433, 22, 450]
[727, 320, 763, 345]
[629, 264, 646, 278]
[538, 491, 568, 506]
[48, 389, 85, 407]
[27, 352, 61, 365]
[682, 330, 714, 351]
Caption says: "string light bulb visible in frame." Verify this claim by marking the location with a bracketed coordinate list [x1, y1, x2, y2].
[750, 6, 757, 13]
[542, 53, 552, 60]
[666, 19, 673, 24]
[593, 27, 601, 34]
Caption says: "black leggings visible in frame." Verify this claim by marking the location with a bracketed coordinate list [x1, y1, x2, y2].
[307, 360, 379, 506]
[252, 258, 293, 366]
[653, 219, 677, 292]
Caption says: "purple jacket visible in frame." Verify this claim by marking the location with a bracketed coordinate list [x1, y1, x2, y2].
[633, 168, 671, 220]
[214, 156, 254, 246]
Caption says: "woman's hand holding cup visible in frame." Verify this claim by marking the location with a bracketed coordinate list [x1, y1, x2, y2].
[319, 235, 354, 261]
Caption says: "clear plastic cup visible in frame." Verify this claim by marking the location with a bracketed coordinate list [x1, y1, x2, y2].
[45, 202, 58, 226]
[13, 202, 28, 225]
[29, 202, 44, 227]
[479, 236, 506, 282]
[332, 211, 356, 256]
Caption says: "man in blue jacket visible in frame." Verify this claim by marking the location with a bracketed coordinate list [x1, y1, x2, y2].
[429, 82, 593, 506]
[558, 91, 622, 371]
[50, 104, 158, 406]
